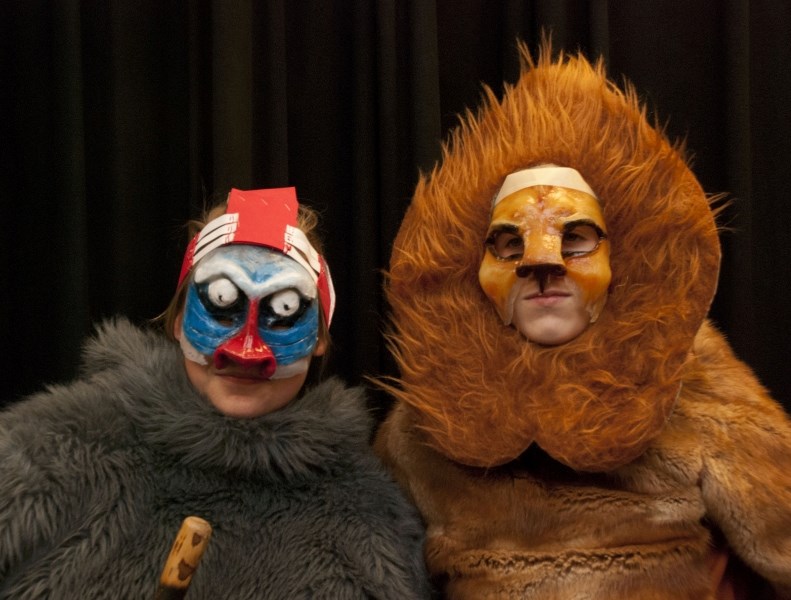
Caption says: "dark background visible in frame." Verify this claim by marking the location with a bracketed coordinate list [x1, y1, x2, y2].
[2, 1, 789, 411]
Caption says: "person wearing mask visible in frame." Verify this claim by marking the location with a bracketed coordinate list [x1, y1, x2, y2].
[0, 187, 428, 599]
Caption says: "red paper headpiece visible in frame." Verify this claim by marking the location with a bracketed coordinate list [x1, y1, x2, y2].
[178, 187, 336, 327]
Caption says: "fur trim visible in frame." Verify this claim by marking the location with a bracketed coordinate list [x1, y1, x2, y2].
[80, 318, 373, 480]
[376, 322, 791, 595]
[1, 319, 430, 599]
[385, 45, 720, 471]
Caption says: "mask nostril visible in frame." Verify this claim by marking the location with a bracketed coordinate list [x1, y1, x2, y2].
[259, 357, 276, 379]
[213, 352, 230, 370]
[548, 265, 567, 277]
[515, 263, 567, 279]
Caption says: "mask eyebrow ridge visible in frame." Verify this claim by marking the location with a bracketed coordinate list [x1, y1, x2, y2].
[485, 223, 520, 238]
[562, 218, 607, 238]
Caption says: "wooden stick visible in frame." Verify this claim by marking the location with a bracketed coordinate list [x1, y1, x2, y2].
[154, 516, 213, 600]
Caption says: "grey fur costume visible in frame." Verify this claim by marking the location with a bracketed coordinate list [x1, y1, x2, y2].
[0, 319, 428, 599]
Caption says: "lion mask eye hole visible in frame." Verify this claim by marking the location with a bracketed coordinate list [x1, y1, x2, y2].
[486, 228, 524, 260]
[561, 223, 605, 257]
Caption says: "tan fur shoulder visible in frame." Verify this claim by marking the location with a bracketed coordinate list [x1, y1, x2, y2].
[679, 322, 791, 592]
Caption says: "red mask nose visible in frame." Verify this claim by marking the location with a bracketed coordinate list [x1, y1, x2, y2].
[212, 300, 277, 378]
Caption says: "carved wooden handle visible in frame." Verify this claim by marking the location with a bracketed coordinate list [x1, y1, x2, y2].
[154, 516, 213, 600]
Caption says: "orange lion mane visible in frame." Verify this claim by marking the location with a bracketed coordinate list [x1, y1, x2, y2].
[384, 44, 721, 471]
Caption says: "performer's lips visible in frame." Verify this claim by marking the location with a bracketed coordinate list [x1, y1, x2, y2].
[523, 290, 571, 305]
[217, 369, 270, 383]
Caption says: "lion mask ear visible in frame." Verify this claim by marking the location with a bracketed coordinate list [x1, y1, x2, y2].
[385, 44, 720, 472]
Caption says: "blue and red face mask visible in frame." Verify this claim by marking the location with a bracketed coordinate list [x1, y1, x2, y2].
[177, 187, 334, 379]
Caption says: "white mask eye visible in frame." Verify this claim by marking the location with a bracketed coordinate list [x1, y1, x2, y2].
[269, 289, 302, 317]
[206, 278, 239, 308]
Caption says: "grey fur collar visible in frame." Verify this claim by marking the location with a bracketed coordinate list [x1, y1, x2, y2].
[80, 318, 372, 481]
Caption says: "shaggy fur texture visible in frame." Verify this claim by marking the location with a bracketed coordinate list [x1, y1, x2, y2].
[377, 323, 791, 598]
[0, 319, 428, 599]
[384, 45, 721, 471]
[376, 46, 791, 597]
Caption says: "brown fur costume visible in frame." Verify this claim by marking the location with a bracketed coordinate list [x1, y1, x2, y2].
[375, 45, 791, 598]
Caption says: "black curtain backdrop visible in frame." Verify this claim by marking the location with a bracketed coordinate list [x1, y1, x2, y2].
[1, 1, 789, 413]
